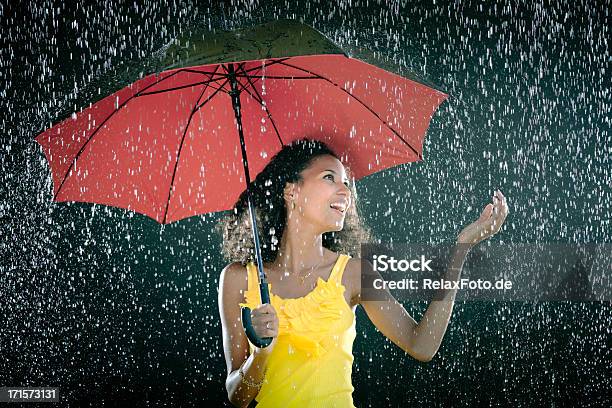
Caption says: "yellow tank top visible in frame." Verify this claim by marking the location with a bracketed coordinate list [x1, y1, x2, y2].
[238, 253, 357, 407]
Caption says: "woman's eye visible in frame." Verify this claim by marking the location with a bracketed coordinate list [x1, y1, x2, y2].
[325, 174, 349, 187]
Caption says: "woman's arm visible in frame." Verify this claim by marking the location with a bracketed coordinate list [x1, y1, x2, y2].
[356, 255, 466, 362]
[356, 190, 509, 362]
[218, 263, 272, 407]
[355, 265, 429, 361]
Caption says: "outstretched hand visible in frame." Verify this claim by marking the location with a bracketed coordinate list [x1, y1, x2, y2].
[457, 189, 509, 246]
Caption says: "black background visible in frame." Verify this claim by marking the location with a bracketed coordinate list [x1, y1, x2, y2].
[1, 0, 609, 406]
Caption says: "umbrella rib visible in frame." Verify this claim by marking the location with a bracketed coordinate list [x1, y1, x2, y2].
[137, 77, 227, 97]
[236, 64, 285, 148]
[53, 68, 188, 200]
[175, 59, 293, 90]
[163, 66, 222, 224]
[178, 59, 289, 78]
[241, 57, 292, 74]
[277, 60, 422, 159]
[234, 75, 318, 80]
[235, 58, 293, 90]
[180, 68, 227, 76]
[219, 62, 248, 97]
[194, 78, 230, 111]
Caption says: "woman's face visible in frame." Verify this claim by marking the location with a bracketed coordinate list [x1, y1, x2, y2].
[286, 154, 352, 233]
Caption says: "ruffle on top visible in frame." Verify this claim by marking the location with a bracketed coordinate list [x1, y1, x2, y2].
[239, 255, 352, 358]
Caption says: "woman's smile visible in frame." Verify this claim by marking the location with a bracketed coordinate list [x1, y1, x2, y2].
[331, 206, 345, 216]
[330, 201, 348, 216]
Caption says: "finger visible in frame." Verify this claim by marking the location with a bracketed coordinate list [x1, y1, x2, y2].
[254, 304, 273, 315]
[490, 208, 506, 234]
[497, 199, 509, 220]
[263, 322, 278, 337]
[258, 319, 275, 330]
[490, 217, 501, 235]
[257, 315, 278, 329]
[259, 328, 275, 338]
[484, 209, 500, 233]
[252, 314, 275, 328]
[251, 309, 272, 323]
[485, 204, 495, 220]
[262, 304, 276, 314]
[495, 192, 507, 218]
[270, 319, 279, 332]
[483, 190, 507, 236]
[493, 193, 508, 221]
[492, 192, 501, 215]
[496, 190, 508, 213]
[497, 210, 508, 232]
[255, 303, 270, 311]
[480, 203, 494, 222]
[501, 193, 509, 214]
[254, 321, 275, 337]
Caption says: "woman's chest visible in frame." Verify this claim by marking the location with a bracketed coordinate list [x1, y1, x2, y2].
[270, 282, 354, 334]
[266, 260, 358, 309]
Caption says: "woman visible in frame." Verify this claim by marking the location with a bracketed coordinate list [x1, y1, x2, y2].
[217, 139, 508, 407]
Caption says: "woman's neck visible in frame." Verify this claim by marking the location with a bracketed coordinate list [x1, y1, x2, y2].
[269, 227, 328, 275]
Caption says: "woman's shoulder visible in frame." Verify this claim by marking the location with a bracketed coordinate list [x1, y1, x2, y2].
[341, 256, 363, 308]
[325, 250, 360, 275]
[219, 261, 249, 293]
[222, 260, 248, 273]
[344, 256, 362, 277]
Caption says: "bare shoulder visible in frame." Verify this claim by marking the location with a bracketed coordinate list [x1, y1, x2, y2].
[344, 256, 363, 308]
[345, 256, 361, 274]
[219, 261, 248, 295]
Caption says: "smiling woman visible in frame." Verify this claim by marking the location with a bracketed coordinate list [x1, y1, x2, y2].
[214, 138, 509, 407]
[215, 139, 372, 267]
[215, 138, 373, 407]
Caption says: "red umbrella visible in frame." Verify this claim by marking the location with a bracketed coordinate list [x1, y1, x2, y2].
[34, 20, 448, 347]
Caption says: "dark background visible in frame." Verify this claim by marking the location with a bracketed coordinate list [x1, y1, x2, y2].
[1, 0, 609, 406]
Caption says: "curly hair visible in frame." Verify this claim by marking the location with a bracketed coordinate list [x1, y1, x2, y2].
[215, 138, 374, 266]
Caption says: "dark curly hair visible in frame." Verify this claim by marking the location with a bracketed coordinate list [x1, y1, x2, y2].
[215, 138, 374, 266]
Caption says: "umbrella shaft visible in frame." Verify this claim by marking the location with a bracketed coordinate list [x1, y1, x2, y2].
[228, 65, 269, 302]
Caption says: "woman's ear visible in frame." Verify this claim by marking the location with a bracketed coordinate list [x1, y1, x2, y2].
[283, 183, 295, 204]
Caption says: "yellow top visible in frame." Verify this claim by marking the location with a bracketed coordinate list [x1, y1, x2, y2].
[239, 254, 357, 407]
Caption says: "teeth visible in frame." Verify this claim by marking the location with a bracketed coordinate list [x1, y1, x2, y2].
[330, 203, 346, 212]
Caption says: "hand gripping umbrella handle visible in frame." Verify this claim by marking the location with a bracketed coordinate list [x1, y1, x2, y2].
[241, 280, 273, 348]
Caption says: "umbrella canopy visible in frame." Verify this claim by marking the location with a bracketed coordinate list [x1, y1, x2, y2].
[35, 19, 448, 225]
[35, 19, 448, 347]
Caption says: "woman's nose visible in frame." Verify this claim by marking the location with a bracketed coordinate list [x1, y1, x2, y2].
[338, 183, 351, 196]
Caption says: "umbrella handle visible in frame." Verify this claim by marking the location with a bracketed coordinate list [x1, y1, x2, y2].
[241, 279, 273, 348]
[241, 306, 273, 348]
